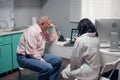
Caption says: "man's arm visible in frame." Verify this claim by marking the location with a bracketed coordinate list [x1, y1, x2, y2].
[45, 24, 58, 43]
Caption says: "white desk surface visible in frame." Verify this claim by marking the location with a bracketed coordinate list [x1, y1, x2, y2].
[47, 41, 120, 55]
[46, 41, 120, 60]
[45, 41, 74, 59]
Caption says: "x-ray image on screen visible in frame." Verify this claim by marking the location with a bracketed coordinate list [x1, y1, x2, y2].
[71, 28, 79, 43]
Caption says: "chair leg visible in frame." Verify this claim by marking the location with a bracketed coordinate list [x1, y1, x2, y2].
[18, 69, 22, 80]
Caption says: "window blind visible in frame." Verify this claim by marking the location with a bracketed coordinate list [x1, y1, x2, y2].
[70, 0, 120, 22]
[0, 0, 14, 28]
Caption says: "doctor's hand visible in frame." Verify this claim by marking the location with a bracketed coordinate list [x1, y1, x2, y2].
[74, 36, 78, 40]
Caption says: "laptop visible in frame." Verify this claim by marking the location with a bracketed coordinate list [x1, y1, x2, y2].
[64, 28, 79, 46]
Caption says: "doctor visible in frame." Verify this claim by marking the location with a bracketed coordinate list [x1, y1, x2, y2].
[61, 18, 101, 80]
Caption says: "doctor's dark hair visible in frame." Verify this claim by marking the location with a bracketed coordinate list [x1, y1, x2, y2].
[77, 18, 98, 37]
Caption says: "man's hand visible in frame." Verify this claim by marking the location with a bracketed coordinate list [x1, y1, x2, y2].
[49, 23, 55, 28]
[40, 58, 45, 62]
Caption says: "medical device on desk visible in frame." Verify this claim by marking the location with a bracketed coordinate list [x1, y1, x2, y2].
[110, 32, 120, 52]
[95, 19, 120, 52]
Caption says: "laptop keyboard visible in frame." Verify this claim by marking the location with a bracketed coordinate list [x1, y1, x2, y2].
[109, 48, 120, 52]
[100, 43, 120, 52]
[100, 43, 110, 48]
[64, 42, 74, 46]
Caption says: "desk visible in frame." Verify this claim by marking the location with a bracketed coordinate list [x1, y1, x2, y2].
[45, 42, 74, 59]
[45, 41, 120, 79]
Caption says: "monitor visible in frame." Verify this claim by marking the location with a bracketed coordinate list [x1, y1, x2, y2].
[95, 19, 120, 44]
[70, 28, 79, 44]
[63, 28, 78, 46]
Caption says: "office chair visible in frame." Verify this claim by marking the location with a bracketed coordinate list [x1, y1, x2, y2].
[98, 58, 120, 80]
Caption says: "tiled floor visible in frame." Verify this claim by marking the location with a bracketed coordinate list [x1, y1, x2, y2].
[0, 58, 70, 80]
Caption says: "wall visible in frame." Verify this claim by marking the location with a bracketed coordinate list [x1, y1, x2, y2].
[14, 0, 78, 37]
[42, 0, 78, 37]
[9, 0, 120, 38]
[14, 0, 42, 27]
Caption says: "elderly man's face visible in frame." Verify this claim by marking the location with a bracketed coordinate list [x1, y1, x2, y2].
[42, 20, 51, 31]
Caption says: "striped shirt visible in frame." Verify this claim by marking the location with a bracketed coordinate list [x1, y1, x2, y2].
[17, 23, 58, 59]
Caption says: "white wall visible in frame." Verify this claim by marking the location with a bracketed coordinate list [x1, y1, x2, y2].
[14, 0, 77, 37]
[42, 0, 77, 37]
[14, 0, 42, 27]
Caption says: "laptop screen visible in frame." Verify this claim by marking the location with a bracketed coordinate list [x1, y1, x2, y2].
[70, 28, 79, 44]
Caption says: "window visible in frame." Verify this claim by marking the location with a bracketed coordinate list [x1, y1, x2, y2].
[70, 0, 120, 22]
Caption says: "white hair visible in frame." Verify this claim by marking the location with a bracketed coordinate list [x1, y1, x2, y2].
[37, 16, 50, 24]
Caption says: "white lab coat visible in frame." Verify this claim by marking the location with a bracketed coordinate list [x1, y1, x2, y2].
[61, 33, 101, 80]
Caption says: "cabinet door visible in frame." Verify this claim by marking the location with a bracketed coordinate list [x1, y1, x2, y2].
[12, 33, 22, 69]
[0, 45, 12, 74]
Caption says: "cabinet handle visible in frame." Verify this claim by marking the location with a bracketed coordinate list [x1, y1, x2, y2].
[0, 48, 1, 56]
[0, 38, 2, 43]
